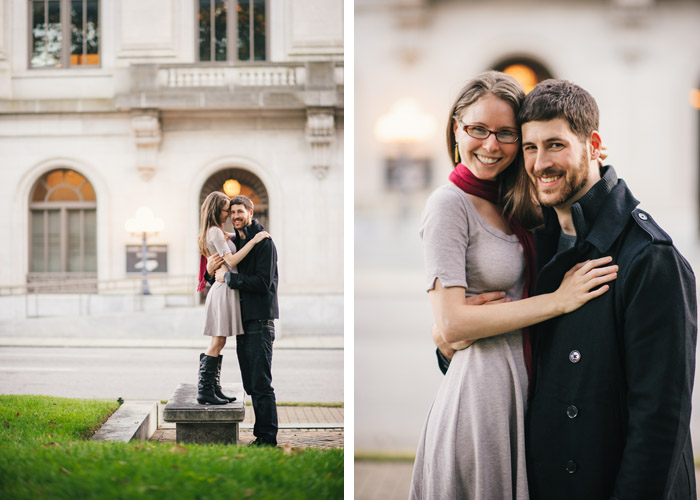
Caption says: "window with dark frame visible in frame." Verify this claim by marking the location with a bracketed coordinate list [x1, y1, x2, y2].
[197, 0, 267, 63]
[30, 0, 99, 69]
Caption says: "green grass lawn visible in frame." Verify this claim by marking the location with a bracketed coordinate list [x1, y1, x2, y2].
[0, 395, 343, 500]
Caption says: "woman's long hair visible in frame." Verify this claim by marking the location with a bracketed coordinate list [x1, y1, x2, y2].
[446, 71, 542, 230]
[197, 191, 230, 257]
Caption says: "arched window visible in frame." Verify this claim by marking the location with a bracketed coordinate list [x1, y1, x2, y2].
[199, 168, 269, 230]
[197, 168, 269, 303]
[492, 57, 553, 94]
[28, 169, 97, 290]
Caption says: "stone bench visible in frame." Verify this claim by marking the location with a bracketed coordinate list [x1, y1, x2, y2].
[163, 383, 245, 444]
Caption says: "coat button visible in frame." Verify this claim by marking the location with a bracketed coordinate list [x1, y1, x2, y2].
[638, 212, 648, 221]
[569, 350, 581, 363]
[566, 460, 578, 474]
[566, 405, 579, 419]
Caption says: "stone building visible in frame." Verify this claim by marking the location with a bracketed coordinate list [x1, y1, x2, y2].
[0, 0, 344, 336]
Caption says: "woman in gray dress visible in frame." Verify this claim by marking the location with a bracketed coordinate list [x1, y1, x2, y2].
[195, 191, 269, 405]
[409, 72, 616, 499]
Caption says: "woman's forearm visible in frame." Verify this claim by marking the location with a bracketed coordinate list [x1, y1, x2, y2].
[434, 291, 560, 343]
[222, 237, 259, 268]
[432, 258, 617, 343]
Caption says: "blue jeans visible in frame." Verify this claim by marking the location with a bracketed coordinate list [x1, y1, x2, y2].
[236, 319, 278, 444]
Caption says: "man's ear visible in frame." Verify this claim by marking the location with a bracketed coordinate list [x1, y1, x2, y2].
[589, 131, 602, 160]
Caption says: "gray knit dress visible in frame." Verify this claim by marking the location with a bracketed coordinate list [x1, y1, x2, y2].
[409, 184, 530, 500]
[202, 227, 244, 337]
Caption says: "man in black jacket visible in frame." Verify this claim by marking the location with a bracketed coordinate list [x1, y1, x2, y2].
[520, 80, 696, 499]
[207, 194, 279, 446]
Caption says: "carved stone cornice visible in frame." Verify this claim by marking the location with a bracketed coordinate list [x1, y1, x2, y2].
[306, 109, 335, 179]
[131, 110, 161, 181]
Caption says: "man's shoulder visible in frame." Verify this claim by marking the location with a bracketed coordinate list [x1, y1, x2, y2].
[627, 208, 673, 246]
[616, 207, 692, 274]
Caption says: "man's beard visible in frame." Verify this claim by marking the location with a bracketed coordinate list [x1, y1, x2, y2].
[232, 215, 251, 228]
[536, 150, 590, 208]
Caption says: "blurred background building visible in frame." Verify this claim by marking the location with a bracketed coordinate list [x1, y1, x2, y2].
[355, 0, 700, 468]
[0, 0, 344, 337]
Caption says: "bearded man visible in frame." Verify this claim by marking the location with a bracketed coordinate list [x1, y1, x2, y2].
[520, 80, 697, 500]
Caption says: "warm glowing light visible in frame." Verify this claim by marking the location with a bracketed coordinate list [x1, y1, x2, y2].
[375, 98, 437, 143]
[125, 207, 165, 234]
[223, 179, 242, 197]
[690, 89, 700, 110]
[503, 64, 538, 94]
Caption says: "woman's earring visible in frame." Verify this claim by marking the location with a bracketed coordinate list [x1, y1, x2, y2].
[454, 143, 460, 164]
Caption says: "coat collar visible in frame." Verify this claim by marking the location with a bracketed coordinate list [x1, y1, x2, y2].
[237, 218, 265, 241]
[540, 166, 639, 253]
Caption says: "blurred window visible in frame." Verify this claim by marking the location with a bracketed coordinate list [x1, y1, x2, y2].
[385, 158, 432, 192]
[493, 58, 553, 94]
[197, 0, 267, 63]
[30, 0, 100, 69]
[28, 169, 97, 291]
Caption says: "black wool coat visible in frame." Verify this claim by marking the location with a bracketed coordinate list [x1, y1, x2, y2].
[224, 219, 279, 323]
[526, 167, 697, 500]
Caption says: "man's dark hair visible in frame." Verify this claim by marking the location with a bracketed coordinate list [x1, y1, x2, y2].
[518, 79, 599, 140]
[230, 195, 254, 212]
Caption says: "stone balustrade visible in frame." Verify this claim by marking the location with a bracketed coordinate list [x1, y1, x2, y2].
[161, 64, 305, 89]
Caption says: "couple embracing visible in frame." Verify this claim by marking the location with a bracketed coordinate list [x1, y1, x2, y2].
[410, 73, 697, 499]
[195, 193, 279, 448]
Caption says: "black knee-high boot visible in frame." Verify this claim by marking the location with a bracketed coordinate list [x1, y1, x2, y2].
[197, 354, 228, 405]
[214, 355, 236, 403]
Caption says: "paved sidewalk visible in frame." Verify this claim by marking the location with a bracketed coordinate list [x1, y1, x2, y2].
[355, 461, 413, 500]
[0, 334, 344, 349]
[354, 461, 700, 500]
[151, 404, 344, 449]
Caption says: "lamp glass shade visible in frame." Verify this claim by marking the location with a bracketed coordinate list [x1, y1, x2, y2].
[223, 179, 241, 197]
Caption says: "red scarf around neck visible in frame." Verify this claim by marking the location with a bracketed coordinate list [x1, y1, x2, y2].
[449, 163, 535, 388]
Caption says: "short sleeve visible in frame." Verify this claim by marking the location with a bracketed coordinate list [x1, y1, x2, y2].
[419, 185, 470, 292]
[207, 227, 232, 256]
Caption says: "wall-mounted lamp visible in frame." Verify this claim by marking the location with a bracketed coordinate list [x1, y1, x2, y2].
[375, 98, 436, 193]
[374, 98, 436, 144]
[223, 179, 241, 197]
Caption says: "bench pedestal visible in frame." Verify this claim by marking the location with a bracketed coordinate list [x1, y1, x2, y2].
[163, 383, 245, 445]
[176, 422, 239, 444]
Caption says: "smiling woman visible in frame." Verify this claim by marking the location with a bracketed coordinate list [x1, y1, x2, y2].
[453, 94, 520, 182]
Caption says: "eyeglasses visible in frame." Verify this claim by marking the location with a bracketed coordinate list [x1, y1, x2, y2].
[457, 121, 520, 144]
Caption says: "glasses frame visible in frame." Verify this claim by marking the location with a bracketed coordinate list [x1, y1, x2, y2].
[456, 120, 520, 144]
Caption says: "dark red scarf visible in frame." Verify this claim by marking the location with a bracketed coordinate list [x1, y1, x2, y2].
[449, 163, 535, 386]
[197, 255, 208, 292]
